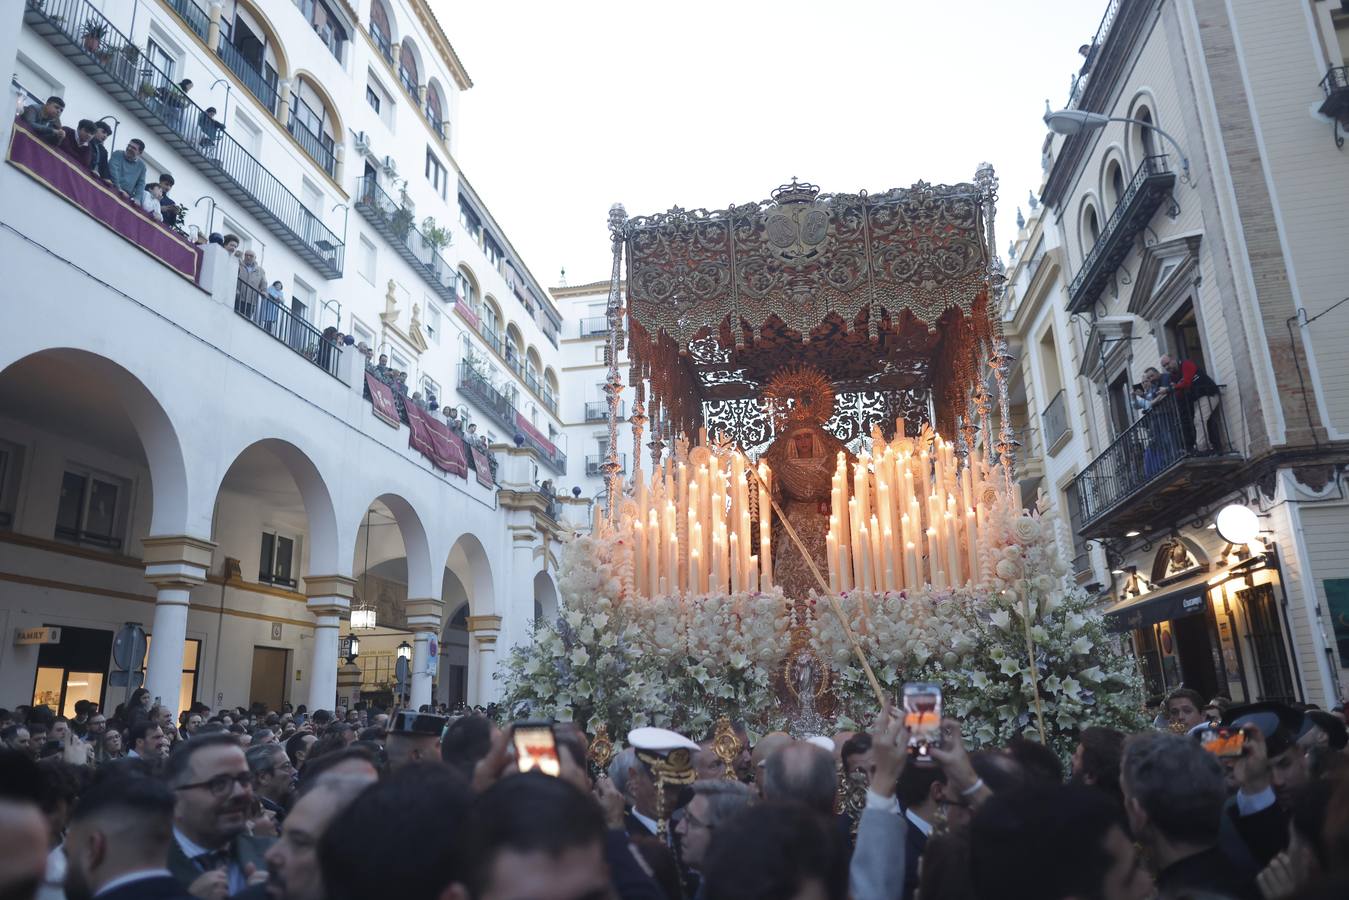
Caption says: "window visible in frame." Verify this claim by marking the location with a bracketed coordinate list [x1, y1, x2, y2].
[145, 37, 176, 79]
[398, 41, 420, 97]
[483, 300, 500, 336]
[425, 301, 441, 343]
[294, 0, 349, 62]
[55, 467, 125, 549]
[1084, 205, 1101, 246]
[233, 112, 263, 158]
[458, 200, 481, 241]
[1167, 301, 1206, 371]
[425, 148, 447, 200]
[390, 348, 410, 373]
[1108, 373, 1132, 437]
[300, 178, 323, 216]
[420, 375, 441, 402]
[219, 217, 257, 253]
[1108, 163, 1125, 211]
[365, 75, 394, 129]
[365, 86, 381, 114]
[358, 235, 377, 284]
[0, 439, 22, 528]
[292, 278, 317, 322]
[483, 236, 502, 269]
[595, 344, 608, 363]
[369, 1, 393, 60]
[350, 316, 374, 350]
[259, 531, 298, 588]
[1062, 482, 1090, 579]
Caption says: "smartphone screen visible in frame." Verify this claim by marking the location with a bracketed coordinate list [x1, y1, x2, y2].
[1198, 726, 1245, 758]
[903, 682, 943, 764]
[512, 723, 560, 776]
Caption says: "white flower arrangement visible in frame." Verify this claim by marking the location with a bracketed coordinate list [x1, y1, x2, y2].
[499, 485, 1144, 756]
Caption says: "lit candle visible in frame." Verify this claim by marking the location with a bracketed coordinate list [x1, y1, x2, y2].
[634, 518, 647, 599]
[759, 464, 773, 587]
[869, 513, 883, 591]
[944, 509, 963, 586]
[858, 522, 872, 592]
[667, 502, 679, 594]
[966, 508, 981, 585]
[904, 541, 919, 590]
[730, 531, 741, 593]
[926, 526, 940, 587]
[648, 508, 661, 598]
[711, 525, 724, 594]
[690, 546, 702, 595]
[827, 530, 839, 592]
[883, 525, 897, 592]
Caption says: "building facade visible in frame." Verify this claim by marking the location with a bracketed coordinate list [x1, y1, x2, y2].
[0, 0, 570, 718]
[1006, 0, 1349, 709]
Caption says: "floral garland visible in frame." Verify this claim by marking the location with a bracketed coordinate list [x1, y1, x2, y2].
[499, 486, 1145, 755]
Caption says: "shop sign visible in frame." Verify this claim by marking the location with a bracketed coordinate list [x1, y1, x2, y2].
[14, 626, 61, 645]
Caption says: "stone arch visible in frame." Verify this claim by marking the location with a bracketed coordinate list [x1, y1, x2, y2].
[230, 0, 290, 82]
[446, 531, 495, 615]
[533, 570, 558, 624]
[425, 77, 448, 136]
[0, 348, 191, 536]
[290, 70, 344, 151]
[1125, 91, 1161, 169]
[352, 493, 434, 598]
[1077, 193, 1103, 259]
[368, 0, 398, 51]
[1099, 145, 1129, 217]
[208, 438, 341, 578]
[399, 37, 424, 93]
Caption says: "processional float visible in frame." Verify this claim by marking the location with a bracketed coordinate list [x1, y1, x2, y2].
[593, 167, 1026, 713]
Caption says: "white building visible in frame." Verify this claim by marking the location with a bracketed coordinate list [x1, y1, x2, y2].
[0, 0, 571, 718]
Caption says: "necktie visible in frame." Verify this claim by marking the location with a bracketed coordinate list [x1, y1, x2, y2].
[193, 849, 229, 872]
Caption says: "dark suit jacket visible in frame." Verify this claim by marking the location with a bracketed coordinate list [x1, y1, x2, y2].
[96, 874, 195, 900]
[1223, 794, 1287, 868]
[901, 816, 928, 900]
[1156, 846, 1259, 900]
[166, 833, 272, 893]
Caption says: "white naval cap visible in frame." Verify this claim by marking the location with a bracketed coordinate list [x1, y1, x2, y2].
[804, 735, 835, 752]
[627, 726, 700, 753]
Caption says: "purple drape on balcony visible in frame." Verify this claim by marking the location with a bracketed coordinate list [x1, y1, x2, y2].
[8, 120, 202, 281]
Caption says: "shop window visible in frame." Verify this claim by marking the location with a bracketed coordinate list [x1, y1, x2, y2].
[1237, 583, 1296, 703]
[32, 625, 113, 716]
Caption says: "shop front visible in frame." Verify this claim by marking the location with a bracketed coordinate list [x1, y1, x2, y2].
[1103, 540, 1299, 706]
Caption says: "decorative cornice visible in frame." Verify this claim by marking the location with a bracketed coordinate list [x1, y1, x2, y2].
[305, 574, 358, 601]
[466, 614, 502, 634]
[410, 0, 474, 90]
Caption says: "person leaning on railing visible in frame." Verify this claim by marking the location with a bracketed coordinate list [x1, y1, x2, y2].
[20, 95, 65, 146]
[1161, 354, 1222, 454]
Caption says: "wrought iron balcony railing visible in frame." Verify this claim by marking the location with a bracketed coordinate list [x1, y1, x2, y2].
[586, 454, 626, 476]
[369, 24, 395, 64]
[287, 96, 336, 177]
[1042, 389, 1070, 451]
[24, 0, 345, 277]
[585, 400, 624, 422]
[1317, 66, 1349, 149]
[216, 36, 279, 115]
[1067, 155, 1176, 313]
[1072, 389, 1242, 538]
[355, 174, 456, 303]
[1064, 0, 1120, 110]
[165, 0, 210, 42]
[234, 279, 342, 379]
[399, 68, 419, 100]
[457, 363, 519, 435]
[579, 315, 609, 337]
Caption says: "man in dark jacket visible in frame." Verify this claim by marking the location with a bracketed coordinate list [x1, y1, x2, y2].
[63, 774, 195, 900]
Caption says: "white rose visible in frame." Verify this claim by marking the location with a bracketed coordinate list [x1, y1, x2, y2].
[1013, 516, 1041, 543]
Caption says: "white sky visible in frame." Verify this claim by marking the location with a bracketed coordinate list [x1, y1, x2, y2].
[433, 0, 1107, 290]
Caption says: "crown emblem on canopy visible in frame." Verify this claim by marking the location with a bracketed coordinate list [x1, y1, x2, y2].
[771, 177, 821, 205]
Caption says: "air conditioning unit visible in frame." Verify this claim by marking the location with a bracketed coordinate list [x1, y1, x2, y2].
[382, 155, 398, 177]
[353, 131, 371, 154]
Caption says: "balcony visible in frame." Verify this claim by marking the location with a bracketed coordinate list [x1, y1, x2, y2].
[8, 118, 204, 281]
[355, 174, 456, 303]
[234, 279, 341, 379]
[1042, 389, 1070, 452]
[1071, 391, 1244, 539]
[579, 315, 608, 338]
[1317, 66, 1349, 148]
[24, 0, 344, 277]
[425, 107, 445, 139]
[1066, 155, 1176, 313]
[216, 35, 279, 116]
[164, 0, 210, 42]
[287, 96, 336, 177]
[586, 454, 627, 477]
[585, 400, 624, 423]
[368, 25, 395, 65]
[398, 68, 419, 101]
[456, 363, 566, 474]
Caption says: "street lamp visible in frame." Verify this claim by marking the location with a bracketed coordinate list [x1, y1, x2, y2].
[396, 641, 413, 662]
[1215, 503, 1260, 545]
[1043, 106, 1191, 184]
[345, 633, 360, 662]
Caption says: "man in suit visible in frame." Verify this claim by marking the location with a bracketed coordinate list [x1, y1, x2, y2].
[63, 774, 192, 900]
[127, 722, 168, 761]
[245, 744, 294, 826]
[165, 734, 271, 897]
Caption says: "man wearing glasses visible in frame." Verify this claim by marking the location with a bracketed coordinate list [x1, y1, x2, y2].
[166, 734, 272, 897]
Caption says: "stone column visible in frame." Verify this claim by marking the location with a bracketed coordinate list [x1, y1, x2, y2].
[206, 1, 224, 52]
[466, 615, 502, 705]
[305, 575, 355, 714]
[405, 598, 445, 710]
[277, 80, 293, 125]
[142, 536, 215, 714]
[337, 660, 362, 710]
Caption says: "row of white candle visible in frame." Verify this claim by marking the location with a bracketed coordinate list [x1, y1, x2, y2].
[625, 444, 775, 599]
[826, 428, 988, 593]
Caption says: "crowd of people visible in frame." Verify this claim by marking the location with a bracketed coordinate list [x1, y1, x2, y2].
[19, 94, 188, 230]
[1, 685, 1346, 900]
[1130, 354, 1225, 472]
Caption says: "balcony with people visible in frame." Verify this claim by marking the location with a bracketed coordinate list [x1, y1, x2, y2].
[215, 27, 280, 116]
[1066, 154, 1176, 314]
[23, 0, 345, 277]
[1071, 359, 1244, 539]
[355, 173, 456, 303]
[457, 363, 566, 475]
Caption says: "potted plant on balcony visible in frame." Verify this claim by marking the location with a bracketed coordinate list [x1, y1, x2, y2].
[138, 77, 157, 99]
[421, 216, 451, 251]
[80, 18, 107, 53]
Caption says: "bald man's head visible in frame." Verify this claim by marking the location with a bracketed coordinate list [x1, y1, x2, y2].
[763, 742, 838, 816]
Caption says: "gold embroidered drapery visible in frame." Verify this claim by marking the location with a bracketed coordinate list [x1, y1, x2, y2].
[617, 176, 1000, 442]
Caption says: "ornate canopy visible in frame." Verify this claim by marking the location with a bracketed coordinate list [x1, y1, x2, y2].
[609, 170, 1003, 447]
